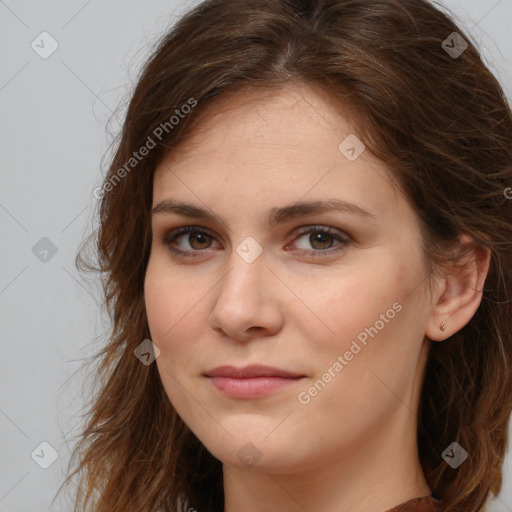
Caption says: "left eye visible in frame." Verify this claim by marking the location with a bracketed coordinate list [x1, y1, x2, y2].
[160, 225, 350, 258]
[292, 226, 347, 252]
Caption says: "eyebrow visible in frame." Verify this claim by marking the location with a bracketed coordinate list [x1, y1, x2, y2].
[151, 198, 376, 228]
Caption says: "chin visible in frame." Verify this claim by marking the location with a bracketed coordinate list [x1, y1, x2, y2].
[199, 430, 310, 473]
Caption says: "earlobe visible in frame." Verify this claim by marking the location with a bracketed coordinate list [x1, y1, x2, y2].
[425, 235, 491, 342]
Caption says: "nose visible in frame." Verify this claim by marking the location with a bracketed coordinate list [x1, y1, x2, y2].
[209, 247, 284, 342]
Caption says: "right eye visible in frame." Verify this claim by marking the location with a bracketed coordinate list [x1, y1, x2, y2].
[160, 226, 220, 257]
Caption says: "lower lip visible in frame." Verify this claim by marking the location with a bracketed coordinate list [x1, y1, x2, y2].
[207, 376, 304, 398]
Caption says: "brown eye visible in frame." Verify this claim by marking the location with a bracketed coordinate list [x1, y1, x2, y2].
[187, 232, 213, 250]
[160, 226, 219, 257]
[160, 224, 350, 259]
[308, 231, 336, 250]
[291, 225, 349, 257]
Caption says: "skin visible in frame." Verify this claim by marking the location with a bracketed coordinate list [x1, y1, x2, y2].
[144, 83, 490, 512]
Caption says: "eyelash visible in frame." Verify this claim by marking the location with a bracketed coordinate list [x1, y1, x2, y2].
[158, 225, 351, 259]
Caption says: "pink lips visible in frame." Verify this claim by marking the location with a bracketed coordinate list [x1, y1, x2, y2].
[204, 364, 306, 398]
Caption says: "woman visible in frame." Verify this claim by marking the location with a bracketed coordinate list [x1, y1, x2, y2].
[62, 0, 512, 511]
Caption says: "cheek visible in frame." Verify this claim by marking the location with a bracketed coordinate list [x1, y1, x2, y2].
[293, 263, 408, 354]
[144, 254, 197, 340]
[145, 261, 186, 375]
[144, 256, 212, 381]
[144, 264, 171, 341]
[144, 264, 202, 413]
[320, 266, 425, 398]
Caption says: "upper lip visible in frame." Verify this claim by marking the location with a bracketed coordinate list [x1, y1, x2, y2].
[204, 364, 305, 378]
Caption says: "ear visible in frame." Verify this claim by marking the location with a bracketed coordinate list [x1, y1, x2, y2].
[425, 235, 491, 342]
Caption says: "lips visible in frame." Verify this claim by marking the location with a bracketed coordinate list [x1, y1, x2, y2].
[204, 364, 305, 379]
[204, 365, 306, 398]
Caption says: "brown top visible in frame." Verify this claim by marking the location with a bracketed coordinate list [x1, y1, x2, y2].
[384, 495, 443, 512]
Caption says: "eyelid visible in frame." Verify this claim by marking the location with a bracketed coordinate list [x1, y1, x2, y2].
[291, 225, 350, 244]
[159, 224, 351, 257]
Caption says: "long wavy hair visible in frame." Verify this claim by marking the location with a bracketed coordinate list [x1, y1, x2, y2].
[59, 0, 512, 510]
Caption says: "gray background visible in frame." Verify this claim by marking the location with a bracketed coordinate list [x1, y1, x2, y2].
[0, 1, 511, 510]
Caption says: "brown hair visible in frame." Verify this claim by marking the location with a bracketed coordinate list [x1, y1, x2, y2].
[60, 0, 512, 510]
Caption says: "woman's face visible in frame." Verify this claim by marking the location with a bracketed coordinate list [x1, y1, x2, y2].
[144, 85, 434, 474]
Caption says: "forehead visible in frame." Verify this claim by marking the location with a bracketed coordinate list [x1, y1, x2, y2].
[152, 84, 402, 222]
[160, 84, 360, 164]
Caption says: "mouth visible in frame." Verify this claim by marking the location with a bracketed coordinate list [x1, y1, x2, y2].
[203, 364, 306, 399]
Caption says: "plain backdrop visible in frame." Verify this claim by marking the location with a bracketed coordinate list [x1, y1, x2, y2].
[0, 1, 511, 510]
